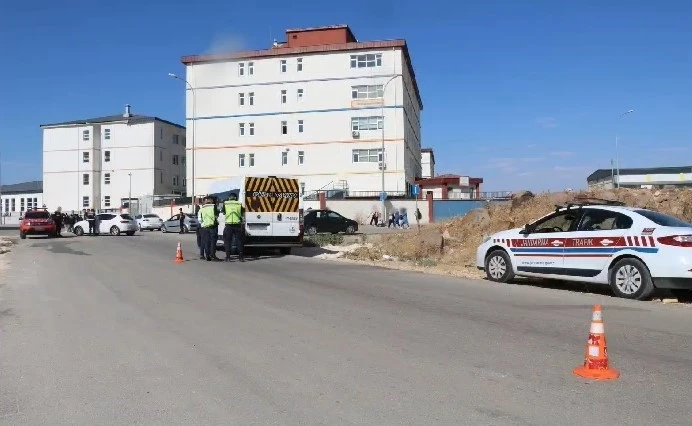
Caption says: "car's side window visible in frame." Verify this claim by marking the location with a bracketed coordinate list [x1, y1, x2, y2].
[578, 209, 633, 231]
[169, 215, 178, 221]
[532, 211, 581, 233]
[327, 212, 342, 219]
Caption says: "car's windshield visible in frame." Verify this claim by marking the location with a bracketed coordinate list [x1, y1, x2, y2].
[634, 209, 692, 228]
[143, 214, 159, 218]
[24, 211, 50, 219]
[120, 214, 134, 220]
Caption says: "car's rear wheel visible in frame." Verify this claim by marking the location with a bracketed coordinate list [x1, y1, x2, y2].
[110, 226, 121, 236]
[485, 249, 515, 283]
[138, 224, 143, 231]
[307, 226, 317, 236]
[74, 226, 84, 236]
[345, 225, 356, 234]
[182, 224, 189, 233]
[19, 231, 26, 240]
[161, 225, 167, 233]
[609, 258, 655, 300]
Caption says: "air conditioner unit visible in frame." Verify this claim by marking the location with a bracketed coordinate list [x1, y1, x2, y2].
[352, 131, 360, 139]
[378, 162, 387, 170]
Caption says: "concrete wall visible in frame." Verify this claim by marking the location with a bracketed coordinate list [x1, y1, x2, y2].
[185, 47, 421, 196]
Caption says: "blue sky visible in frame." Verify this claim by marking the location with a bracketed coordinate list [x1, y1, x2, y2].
[1, 0, 690, 191]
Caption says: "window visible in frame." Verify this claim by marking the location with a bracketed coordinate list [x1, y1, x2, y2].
[104, 150, 111, 162]
[104, 173, 111, 184]
[173, 135, 179, 144]
[173, 175, 179, 186]
[160, 171, 163, 183]
[350, 53, 382, 68]
[83, 152, 90, 163]
[300, 182, 305, 195]
[298, 119, 304, 133]
[239, 154, 245, 167]
[249, 153, 255, 167]
[249, 122, 255, 136]
[83, 174, 90, 185]
[32, 198, 37, 209]
[104, 196, 111, 207]
[351, 85, 384, 99]
[173, 155, 179, 165]
[249, 92, 254, 106]
[281, 89, 287, 104]
[182, 156, 186, 165]
[248, 62, 254, 75]
[20, 198, 24, 212]
[160, 150, 163, 161]
[104, 128, 111, 140]
[82, 129, 90, 141]
[183, 178, 186, 187]
[160, 128, 163, 139]
[578, 209, 633, 231]
[4, 199, 8, 213]
[82, 196, 90, 208]
[351, 116, 383, 131]
[280, 59, 287, 73]
[532, 211, 580, 233]
[239, 93, 245, 106]
[298, 150, 304, 165]
[352, 148, 384, 163]
[11, 198, 15, 212]
[297, 88, 304, 102]
[281, 151, 288, 165]
[281, 121, 287, 135]
[297, 57, 303, 71]
[238, 62, 245, 76]
[239, 123, 245, 136]
[182, 137, 186, 147]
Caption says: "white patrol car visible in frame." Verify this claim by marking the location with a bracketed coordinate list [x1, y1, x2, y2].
[476, 198, 692, 300]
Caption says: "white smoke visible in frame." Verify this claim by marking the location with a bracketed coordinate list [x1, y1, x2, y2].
[205, 34, 248, 54]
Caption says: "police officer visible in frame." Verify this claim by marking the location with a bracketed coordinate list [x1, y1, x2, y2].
[194, 200, 203, 258]
[198, 197, 217, 261]
[222, 192, 245, 262]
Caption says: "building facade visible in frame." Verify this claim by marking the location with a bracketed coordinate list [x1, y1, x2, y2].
[0, 180, 44, 223]
[180, 25, 423, 198]
[421, 148, 435, 179]
[587, 166, 692, 189]
[41, 105, 186, 212]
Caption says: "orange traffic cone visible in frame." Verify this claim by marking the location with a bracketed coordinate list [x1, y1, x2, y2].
[174, 241, 184, 263]
[573, 304, 619, 380]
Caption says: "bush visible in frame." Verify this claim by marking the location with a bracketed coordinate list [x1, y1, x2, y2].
[303, 233, 345, 247]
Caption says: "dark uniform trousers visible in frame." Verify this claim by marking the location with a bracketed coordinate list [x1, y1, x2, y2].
[196, 226, 203, 256]
[200, 227, 216, 258]
[223, 223, 244, 258]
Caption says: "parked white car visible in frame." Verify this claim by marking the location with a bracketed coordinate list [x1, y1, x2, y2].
[135, 213, 164, 231]
[73, 213, 138, 236]
[476, 199, 692, 300]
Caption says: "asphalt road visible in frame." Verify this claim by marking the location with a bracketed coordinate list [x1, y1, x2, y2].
[0, 232, 691, 425]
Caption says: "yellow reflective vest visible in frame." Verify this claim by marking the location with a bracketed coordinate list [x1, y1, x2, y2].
[199, 204, 216, 228]
[224, 200, 242, 224]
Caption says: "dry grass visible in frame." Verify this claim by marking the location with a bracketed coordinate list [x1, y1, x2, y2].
[345, 188, 692, 278]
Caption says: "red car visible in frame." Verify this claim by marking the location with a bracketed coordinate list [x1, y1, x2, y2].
[19, 209, 57, 239]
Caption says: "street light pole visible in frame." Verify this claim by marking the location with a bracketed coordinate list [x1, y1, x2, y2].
[380, 74, 400, 221]
[128, 172, 132, 215]
[168, 73, 195, 212]
[615, 109, 635, 189]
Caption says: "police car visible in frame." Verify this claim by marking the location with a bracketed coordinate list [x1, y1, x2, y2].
[476, 198, 692, 300]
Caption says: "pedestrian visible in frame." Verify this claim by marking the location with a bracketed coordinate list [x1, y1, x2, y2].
[178, 208, 185, 234]
[86, 209, 96, 235]
[212, 196, 221, 260]
[222, 192, 245, 262]
[53, 207, 64, 237]
[197, 197, 217, 261]
[92, 209, 99, 236]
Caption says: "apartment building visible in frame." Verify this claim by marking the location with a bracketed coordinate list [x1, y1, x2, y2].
[41, 105, 186, 212]
[421, 148, 435, 178]
[180, 24, 423, 197]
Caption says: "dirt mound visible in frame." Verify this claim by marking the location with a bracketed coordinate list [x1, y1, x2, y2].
[347, 188, 692, 277]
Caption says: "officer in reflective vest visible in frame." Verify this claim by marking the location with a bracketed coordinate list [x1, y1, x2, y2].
[198, 197, 217, 261]
[222, 192, 245, 262]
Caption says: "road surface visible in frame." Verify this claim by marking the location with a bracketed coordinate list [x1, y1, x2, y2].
[0, 232, 690, 424]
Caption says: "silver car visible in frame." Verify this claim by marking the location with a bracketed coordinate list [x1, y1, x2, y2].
[135, 213, 164, 231]
[161, 213, 199, 233]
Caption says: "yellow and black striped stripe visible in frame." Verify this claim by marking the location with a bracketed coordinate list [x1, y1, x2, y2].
[245, 177, 300, 213]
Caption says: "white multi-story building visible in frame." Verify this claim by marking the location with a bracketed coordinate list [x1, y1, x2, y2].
[421, 148, 435, 179]
[41, 105, 186, 212]
[0, 180, 44, 224]
[180, 24, 423, 198]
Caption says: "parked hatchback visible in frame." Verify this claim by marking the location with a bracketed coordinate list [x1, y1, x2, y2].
[303, 209, 358, 235]
[19, 209, 57, 239]
[161, 213, 199, 233]
[73, 213, 138, 236]
[135, 213, 164, 231]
